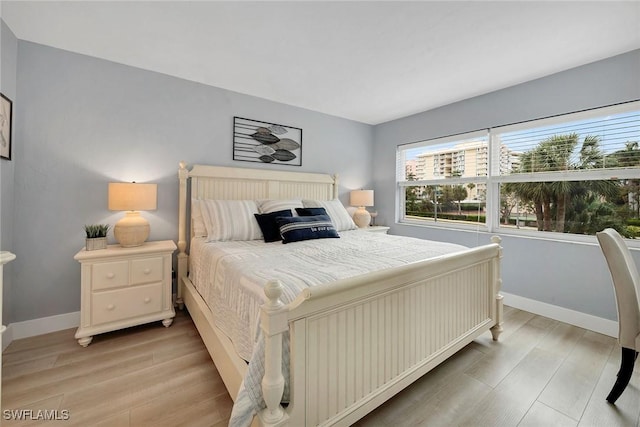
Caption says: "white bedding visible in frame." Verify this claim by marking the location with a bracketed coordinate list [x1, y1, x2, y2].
[189, 230, 467, 361]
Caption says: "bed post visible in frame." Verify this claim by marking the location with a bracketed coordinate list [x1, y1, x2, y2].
[490, 235, 504, 341]
[332, 173, 339, 199]
[258, 280, 289, 427]
[177, 161, 189, 310]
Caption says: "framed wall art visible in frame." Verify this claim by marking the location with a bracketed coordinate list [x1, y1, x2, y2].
[0, 93, 12, 160]
[233, 117, 302, 166]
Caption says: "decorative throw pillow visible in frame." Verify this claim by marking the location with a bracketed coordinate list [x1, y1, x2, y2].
[295, 207, 328, 217]
[254, 209, 293, 242]
[275, 215, 340, 244]
[191, 199, 207, 238]
[258, 199, 304, 214]
[199, 199, 262, 241]
[302, 199, 358, 231]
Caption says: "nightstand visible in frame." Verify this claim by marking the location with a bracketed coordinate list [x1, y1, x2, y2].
[74, 240, 177, 347]
[360, 226, 390, 234]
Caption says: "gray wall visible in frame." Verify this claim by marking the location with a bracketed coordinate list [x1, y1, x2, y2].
[373, 49, 640, 321]
[1, 20, 18, 326]
[9, 41, 372, 323]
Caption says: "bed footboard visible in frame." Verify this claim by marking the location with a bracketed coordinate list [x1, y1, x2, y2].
[259, 237, 503, 427]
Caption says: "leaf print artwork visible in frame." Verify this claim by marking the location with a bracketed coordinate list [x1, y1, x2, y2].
[253, 145, 276, 156]
[272, 149, 296, 162]
[233, 117, 302, 166]
[269, 125, 288, 135]
[272, 139, 300, 151]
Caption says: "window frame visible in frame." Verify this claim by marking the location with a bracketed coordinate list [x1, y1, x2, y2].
[396, 100, 640, 244]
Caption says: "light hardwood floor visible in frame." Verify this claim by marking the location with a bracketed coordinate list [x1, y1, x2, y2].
[2, 306, 639, 426]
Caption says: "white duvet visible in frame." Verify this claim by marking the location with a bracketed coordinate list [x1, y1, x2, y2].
[189, 229, 467, 361]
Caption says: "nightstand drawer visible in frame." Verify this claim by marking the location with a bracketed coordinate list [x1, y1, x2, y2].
[92, 261, 129, 290]
[91, 283, 163, 325]
[131, 257, 163, 285]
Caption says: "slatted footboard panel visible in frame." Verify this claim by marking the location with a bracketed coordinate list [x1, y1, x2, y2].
[287, 259, 495, 426]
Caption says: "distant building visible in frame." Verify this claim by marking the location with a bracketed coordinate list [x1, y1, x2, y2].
[405, 159, 417, 179]
[415, 140, 520, 200]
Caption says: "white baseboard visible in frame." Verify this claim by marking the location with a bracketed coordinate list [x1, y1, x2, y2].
[502, 292, 618, 338]
[2, 311, 80, 351]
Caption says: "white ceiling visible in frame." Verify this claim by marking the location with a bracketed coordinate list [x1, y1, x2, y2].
[2, 1, 639, 125]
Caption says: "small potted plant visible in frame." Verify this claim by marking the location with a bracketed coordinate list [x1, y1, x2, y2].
[84, 224, 110, 251]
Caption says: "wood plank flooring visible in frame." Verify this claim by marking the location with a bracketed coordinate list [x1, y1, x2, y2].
[2, 306, 639, 426]
[2, 312, 231, 426]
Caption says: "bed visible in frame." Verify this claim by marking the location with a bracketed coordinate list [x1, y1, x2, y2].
[176, 162, 504, 427]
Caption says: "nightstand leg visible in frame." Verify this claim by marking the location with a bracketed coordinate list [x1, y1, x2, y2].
[162, 318, 174, 327]
[78, 336, 93, 347]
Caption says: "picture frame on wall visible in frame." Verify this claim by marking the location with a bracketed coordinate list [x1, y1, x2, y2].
[233, 116, 302, 166]
[1, 93, 12, 161]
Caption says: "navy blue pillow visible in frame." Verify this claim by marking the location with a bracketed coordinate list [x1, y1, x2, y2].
[275, 214, 340, 244]
[254, 209, 293, 242]
[295, 207, 328, 217]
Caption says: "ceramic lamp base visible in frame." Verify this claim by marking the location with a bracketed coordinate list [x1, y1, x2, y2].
[114, 211, 150, 247]
[353, 207, 371, 228]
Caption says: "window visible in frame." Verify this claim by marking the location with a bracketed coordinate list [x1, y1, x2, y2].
[398, 130, 489, 229]
[397, 101, 640, 238]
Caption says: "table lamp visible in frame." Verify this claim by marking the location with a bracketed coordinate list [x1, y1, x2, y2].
[350, 189, 374, 228]
[108, 182, 157, 247]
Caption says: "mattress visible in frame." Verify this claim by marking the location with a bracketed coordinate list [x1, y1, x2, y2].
[189, 230, 467, 361]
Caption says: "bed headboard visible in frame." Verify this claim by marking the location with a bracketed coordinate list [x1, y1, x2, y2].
[176, 162, 339, 302]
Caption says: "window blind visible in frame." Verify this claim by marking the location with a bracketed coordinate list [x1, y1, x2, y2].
[494, 102, 640, 177]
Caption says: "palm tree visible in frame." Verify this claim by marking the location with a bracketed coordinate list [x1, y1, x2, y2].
[505, 150, 549, 230]
[538, 134, 578, 232]
[452, 185, 467, 215]
[506, 133, 618, 233]
[615, 141, 640, 167]
[405, 172, 419, 214]
[467, 182, 476, 199]
[613, 141, 640, 218]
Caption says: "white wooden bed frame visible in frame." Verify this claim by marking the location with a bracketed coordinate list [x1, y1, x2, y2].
[177, 162, 504, 427]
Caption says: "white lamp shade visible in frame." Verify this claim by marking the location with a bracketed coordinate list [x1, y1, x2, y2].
[108, 183, 157, 211]
[108, 182, 157, 247]
[350, 190, 374, 207]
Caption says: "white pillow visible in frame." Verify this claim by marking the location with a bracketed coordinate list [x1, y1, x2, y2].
[191, 199, 207, 238]
[302, 199, 358, 231]
[258, 199, 303, 215]
[199, 199, 262, 241]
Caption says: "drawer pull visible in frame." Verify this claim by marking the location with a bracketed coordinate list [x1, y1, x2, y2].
[106, 272, 115, 279]
[143, 268, 151, 275]
[144, 297, 151, 304]
[106, 304, 115, 311]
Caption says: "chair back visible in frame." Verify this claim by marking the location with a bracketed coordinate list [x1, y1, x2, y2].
[596, 228, 640, 349]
